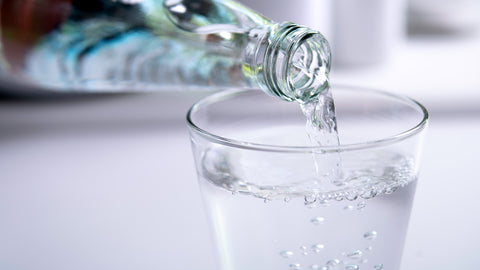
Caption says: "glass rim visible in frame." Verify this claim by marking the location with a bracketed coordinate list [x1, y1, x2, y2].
[186, 85, 429, 153]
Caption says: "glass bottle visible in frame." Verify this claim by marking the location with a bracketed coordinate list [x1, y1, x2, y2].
[0, 0, 331, 102]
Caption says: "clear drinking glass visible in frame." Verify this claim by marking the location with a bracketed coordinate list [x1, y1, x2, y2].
[187, 86, 428, 270]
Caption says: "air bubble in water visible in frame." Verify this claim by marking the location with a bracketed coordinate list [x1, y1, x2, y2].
[363, 230, 377, 240]
[300, 245, 308, 255]
[305, 194, 316, 204]
[361, 188, 377, 199]
[312, 243, 325, 253]
[345, 191, 358, 201]
[385, 185, 398, 194]
[357, 201, 367, 210]
[290, 263, 301, 270]
[311, 217, 325, 225]
[305, 198, 322, 208]
[346, 250, 363, 259]
[345, 265, 359, 270]
[326, 259, 341, 268]
[280, 250, 294, 258]
[374, 264, 383, 270]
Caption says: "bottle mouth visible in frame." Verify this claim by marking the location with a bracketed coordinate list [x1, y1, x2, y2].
[264, 23, 331, 103]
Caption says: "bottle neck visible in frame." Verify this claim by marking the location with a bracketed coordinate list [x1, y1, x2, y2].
[243, 22, 331, 103]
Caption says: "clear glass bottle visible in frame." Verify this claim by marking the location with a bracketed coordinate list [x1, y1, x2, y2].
[0, 0, 331, 102]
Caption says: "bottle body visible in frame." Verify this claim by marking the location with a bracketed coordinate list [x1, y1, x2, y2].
[0, 0, 331, 102]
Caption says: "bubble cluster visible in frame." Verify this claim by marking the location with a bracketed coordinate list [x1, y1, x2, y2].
[300, 245, 308, 255]
[311, 216, 326, 225]
[363, 230, 378, 241]
[345, 191, 359, 201]
[346, 250, 363, 260]
[304, 193, 330, 208]
[311, 243, 325, 253]
[280, 250, 294, 258]
[305, 194, 317, 205]
[357, 201, 367, 210]
[290, 263, 301, 270]
[326, 259, 341, 268]
[219, 163, 414, 204]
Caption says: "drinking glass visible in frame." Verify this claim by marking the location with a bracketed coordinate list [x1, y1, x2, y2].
[187, 86, 428, 270]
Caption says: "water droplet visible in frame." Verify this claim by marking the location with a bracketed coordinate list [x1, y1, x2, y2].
[305, 195, 323, 208]
[318, 199, 330, 207]
[326, 259, 341, 268]
[279, 250, 294, 258]
[385, 185, 398, 194]
[284, 196, 291, 203]
[345, 191, 358, 201]
[312, 243, 325, 253]
[363, 230, 377, 241]
[264, 198, 270, 203]
[357, 201, 367, 210]
[300, 245, 308, 255]
[346, 250, 363, 259]
[310, 264, 320, 270]
[344, 205, 354, 211]
[290, 263, 301, 270]
[332, 179, 345, 187]
[345, 265, 359, 270]
[374, 264, 383, 270]
[334, 192, 345, 201]
[365, 246, 373, 252]
[305, 194, 317, 204]
[311, 217, 325, 225]
[361, 188, 377, 199]
[375, 183, 387, 194]
[360, 259, 368, 264]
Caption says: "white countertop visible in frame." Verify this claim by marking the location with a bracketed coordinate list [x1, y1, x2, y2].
[0, 91, 479, 270]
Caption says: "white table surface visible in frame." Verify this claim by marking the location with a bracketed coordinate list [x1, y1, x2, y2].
[1, 33, 479, 269]
[1, 91, 479, 270]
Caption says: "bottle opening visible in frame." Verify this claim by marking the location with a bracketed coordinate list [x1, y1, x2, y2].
[263, 23, 331, 103]
[287, 32, 331, 102]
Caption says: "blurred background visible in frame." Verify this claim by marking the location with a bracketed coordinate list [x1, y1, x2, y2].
[1, 0, 479, 269]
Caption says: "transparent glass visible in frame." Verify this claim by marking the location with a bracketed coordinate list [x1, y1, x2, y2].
[187, 86, 428, 270]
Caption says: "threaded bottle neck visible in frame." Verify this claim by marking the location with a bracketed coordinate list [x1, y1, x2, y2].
[244, 22, 331, 103]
